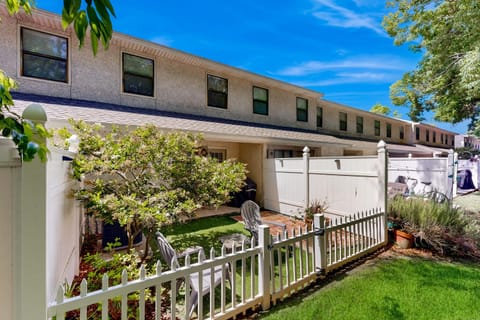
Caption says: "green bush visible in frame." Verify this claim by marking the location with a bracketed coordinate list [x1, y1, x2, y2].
[388, 196, 480, 259]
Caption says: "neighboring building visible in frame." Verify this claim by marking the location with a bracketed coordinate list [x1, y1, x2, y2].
[0, 5, 458, 202]
[455, 134, 480, 152]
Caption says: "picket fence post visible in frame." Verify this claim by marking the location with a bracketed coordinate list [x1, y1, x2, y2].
[258, 224, 271, 311]
[314, 213, 327, 276]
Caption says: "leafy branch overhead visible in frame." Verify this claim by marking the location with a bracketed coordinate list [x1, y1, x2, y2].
[384, 0, 480, 124]
[62, 0, 116, 55]
[0, 0, 116, 161]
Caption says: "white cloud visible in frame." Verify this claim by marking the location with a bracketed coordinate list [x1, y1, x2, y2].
[312, 0, 386, 36]
[292, 71, 396, 87]
[276, 56, 411, 76]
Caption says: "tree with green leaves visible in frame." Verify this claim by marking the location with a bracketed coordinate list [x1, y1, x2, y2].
[383, 0, 480, 125]
[0, 0, 115, 161]
[370, 103, 391, 116]
[58, 121, 247, 254]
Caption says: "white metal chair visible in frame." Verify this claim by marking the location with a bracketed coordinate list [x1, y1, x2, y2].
[240, 200, 287, 242]
[155, 231, 231, 318]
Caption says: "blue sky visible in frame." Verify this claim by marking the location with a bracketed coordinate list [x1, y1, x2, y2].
[36, 0, 469, 133]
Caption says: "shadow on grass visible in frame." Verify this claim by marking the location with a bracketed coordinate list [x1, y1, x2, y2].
[158, 215, 249, 255]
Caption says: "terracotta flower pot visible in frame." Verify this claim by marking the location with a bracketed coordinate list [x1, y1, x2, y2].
[394, 229, 414, 249]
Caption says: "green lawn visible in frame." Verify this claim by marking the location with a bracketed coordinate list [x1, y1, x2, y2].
[454, 191, 480, 213]
[159, 215, 250, 254]
[259, 256, 480, 320]
[158, 216, 480, 320]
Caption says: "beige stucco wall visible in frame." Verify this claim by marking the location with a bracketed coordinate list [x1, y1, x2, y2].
[204, 140, 240, 159]
[1, 9, 321, 134]
[239, 143, 264, 205]
[319, 101, 409, 145]
[414, 124, 455, 148]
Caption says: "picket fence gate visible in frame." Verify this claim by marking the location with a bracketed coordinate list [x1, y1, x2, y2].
[47, 209, 386, 320]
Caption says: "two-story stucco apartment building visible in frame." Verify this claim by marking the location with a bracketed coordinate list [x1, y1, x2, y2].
[0, 5, 457, 202]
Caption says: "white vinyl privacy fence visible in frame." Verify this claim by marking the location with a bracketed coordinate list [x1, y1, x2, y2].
[0, 105, 81, 320]
[388, 150, 457, 199]
[457, 159, 480, 190]
[263, 141, 388, 218]
[47, 209, 386, 320]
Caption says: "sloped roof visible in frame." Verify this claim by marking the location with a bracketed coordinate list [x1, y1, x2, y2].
[11, 93, 348, 147]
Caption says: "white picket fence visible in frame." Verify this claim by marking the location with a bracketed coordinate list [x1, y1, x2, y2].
[47, 209, 386, 320]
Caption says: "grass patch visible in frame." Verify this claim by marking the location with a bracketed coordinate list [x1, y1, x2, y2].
[159, 215, 250, 254]
[260, 256, 480, 320]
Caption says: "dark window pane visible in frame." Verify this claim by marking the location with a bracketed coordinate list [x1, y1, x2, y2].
[22, 28, 67, 59]
[297, 97, 308, 122]
[208, 75, 228, 108]
[317, 107, 323, 127]
[253, 87, 268, 115]
[23, 54, 67, 82]
[123, 54, 153, 77]
[21, 28, 68, 82]
[124, 74, 154, 96]
[208, 91, 227, 108]
[254, 100, 268, 115]
[387, 123, 392, 138]
[122, 53, 154, 96]
[253, 87, 268, 101]
[339, 112, 347, 131]
[356, 116, 363, 133]
[375, 120, 381, 136]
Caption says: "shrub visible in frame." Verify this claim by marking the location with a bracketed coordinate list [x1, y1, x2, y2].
[388, 196, 480, 259]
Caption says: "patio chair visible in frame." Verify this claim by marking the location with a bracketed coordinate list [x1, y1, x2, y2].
[155, 231, 232, 318]
[240, 200, 287, 242]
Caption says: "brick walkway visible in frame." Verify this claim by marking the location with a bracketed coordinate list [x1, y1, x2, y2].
[231, 210, 310, 236]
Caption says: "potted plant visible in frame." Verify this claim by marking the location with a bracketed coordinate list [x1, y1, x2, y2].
[387, 198, 415, 249]
[304, 199, 329, 225]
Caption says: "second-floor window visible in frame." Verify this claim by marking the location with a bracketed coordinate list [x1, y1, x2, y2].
[416, 127, 420, 140]
[296, 97, 308, 122]
[253, 86, 268, 115]
[207, 74, 228, 108]
[399, 126, 404, 140]
[386, 123, 392, 138]
[441, 133, 444, 144]
[316, 107, 323, 128]
[433, 131, 437, 143]
[426, 130, 430, 142]
[21, 28, 68, 82]
[122, 53, 154, 96]
[356, 116, 363, 134]
[374, 120, 380, 136]
[339, 112, 347, 131]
